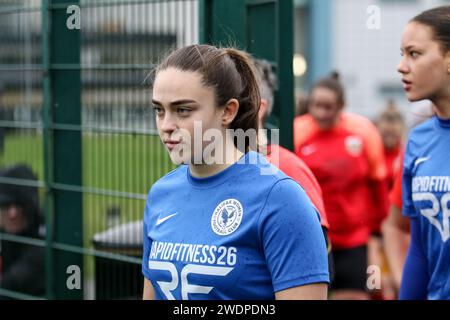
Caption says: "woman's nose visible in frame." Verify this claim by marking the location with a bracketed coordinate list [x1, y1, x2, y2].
[397, 57, 409, 74]
[159, 113, 177, 133]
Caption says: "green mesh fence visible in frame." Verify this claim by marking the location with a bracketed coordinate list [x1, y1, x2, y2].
[0, 0, 198, 299]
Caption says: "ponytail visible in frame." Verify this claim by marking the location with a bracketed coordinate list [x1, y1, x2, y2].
[224, 48, 260, 143]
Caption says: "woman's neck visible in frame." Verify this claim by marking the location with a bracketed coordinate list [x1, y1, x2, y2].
[189, 135, 245, 178]
[258, 127, 268, 148]
[433, 88, 450, 119]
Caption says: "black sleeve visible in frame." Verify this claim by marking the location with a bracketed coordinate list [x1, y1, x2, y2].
[0, 245, 45, 297]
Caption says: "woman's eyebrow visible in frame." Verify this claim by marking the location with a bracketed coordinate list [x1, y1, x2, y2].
[402, 45, 419, 52]
[151, 99, 198, 106]
[170, 99, 198, 106]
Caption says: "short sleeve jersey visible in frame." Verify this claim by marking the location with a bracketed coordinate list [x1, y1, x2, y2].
[142, 151, 329, 300]
[402, 116, 450, 300]
[265, 144, 329, 229]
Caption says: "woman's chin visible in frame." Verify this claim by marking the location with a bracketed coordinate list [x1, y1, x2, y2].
[406, 91, 426, 102]
[168, 152, 188, 165]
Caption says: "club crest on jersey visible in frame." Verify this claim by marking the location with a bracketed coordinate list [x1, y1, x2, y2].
[211, 199, 243, 236]
[345, 136, 363, 156]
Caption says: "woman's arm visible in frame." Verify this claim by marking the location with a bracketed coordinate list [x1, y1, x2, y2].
[381, 204, 411, 290]
[143, 278, 155, 300]
[260, 179, 330, 299]
[399, 217, 429, 300]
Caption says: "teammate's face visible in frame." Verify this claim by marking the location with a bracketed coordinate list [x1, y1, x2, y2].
[308, 87, 342, 129]
[377, 118, 404, 151]
[397, 22, 450, 102]
[152, 68, 223, 164]
[0, 204, 27, 234]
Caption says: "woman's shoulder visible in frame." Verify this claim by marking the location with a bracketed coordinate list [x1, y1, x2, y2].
[244, 151, 292, 183]
[245, 153, 310, 199]
[409, 116, 436, 138]
[403, 117, 438, 170]
[147, 165, 187, 195]
[406, 117, 437, 152]
[340, 112, 379, 137]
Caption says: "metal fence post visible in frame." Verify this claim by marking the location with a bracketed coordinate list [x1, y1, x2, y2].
[277, 0, 294, 150]
[48, 0, 83, 299]
[199, 0, 294, 150]
[42, 0, 55, 300]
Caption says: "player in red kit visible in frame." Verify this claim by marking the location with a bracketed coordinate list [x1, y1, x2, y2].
[253, 59, 329, 231]
[294, 72, 388, 300]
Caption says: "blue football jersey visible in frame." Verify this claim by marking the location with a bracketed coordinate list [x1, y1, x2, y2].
[403, 116, 450, 299]
[142, 151, 329, 300]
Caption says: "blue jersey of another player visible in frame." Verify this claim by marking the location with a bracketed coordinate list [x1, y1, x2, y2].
[142, 151, 329, 300]
[403, 116, 450, 299]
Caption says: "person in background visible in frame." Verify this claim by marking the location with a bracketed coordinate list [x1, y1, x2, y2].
[295, 92, 309, 117]
[0, 164, 45, 299]
[253, 58, 333, 283]
[294, 72, 388, 300]
[376, 100, 405, 190]
[367, 101, 406, 300]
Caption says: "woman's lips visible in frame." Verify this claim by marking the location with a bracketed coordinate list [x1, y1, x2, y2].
[402, 79, 412, 91]
[164, 140, 180, 151]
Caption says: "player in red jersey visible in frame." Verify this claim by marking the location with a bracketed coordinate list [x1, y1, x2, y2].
[382, 151, 409, 296]
[253, 59, 329, 231]
[253, 59, 333, 286]
[294, 72, 388, 300]
[370, 102, 406, 299]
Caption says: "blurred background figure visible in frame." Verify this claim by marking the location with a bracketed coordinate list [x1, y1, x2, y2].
[0, 164, 45, 299]
[294, 72, 388, 300]
[368, 100, 406, 300]
[375, 100, 405, 190]
[254, 58, 333, 284]
[295, 92, 309, 117]
[255, 59, 329, 230]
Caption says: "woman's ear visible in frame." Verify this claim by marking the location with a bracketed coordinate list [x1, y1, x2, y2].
[222, 98, 240, 126]
[445, 51, 450, 73]
[258, 99, 268, 123]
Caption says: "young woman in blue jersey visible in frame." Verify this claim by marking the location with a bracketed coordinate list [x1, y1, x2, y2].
[142, 44, 329, 300]
[397, 6, 450, 300]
